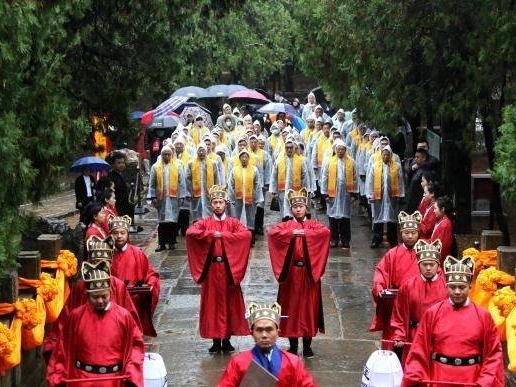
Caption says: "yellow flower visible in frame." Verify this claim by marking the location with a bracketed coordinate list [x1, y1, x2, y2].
[493, 286, 516, 317]
[56, 250, 78, 278]
[463, 247, 480, 259]
[14, 299, 44, 330]
[37, 273, 59, 302]
[0, 322, 14, 357]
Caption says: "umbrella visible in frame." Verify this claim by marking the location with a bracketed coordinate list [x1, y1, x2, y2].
[226, 84, 248, 94]
[228, 90, 270, 104]
[171, 86, 208, 99]
[173, 101, 212, 115]
[291, 115, 307, 132]
[203, 84, 247, 98]
[129, 111, 144, 120]
[254, 88, 274, 101]
[154, 96, 189, 118]
[150, 115, 180, 130]
[70, 156, 110, 172]
[180, 106, 213, 128]
[258, 102, 299, 116]
[141, 109, 180, 127]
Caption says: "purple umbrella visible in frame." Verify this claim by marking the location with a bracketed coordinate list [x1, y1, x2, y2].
[258, 102, 299, 116]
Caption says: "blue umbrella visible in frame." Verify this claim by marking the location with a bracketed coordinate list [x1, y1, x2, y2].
[291, 115, 307, 132]
[171, 86, 207, 99]
[129, 111, 144, 120]
[258, 102, 299, 116]
[70, 156, 111, 172]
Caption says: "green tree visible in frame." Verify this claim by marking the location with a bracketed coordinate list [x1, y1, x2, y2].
[294, 0, 516, 238]
[493, 105, 516, 203]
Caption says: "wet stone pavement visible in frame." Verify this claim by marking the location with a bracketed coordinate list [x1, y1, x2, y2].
[133, 202, 389, 387]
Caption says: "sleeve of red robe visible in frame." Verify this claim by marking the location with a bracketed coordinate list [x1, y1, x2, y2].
[303, 220, 330, 282]
[221, 218, 252, 285]
[136, 248, 160, 315]
[401, 304, 437, 387]
[121, 307, 145, 387]
[419, 209, 436, 238]
[267, 220, 330, 283]
[217, 355, 247, 387]
[431, 218, 452, 258]
[186, 219, 215, 283]
[477, 310, 505, 387]
[267, 221, 295, 282]
[390, 280, 411, 342]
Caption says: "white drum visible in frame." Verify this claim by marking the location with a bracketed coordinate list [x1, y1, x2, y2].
[361, 350, 403, 387]
[144, 352, 168, 387]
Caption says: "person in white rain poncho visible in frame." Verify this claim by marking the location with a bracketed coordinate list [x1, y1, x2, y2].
[320, 139, 358, 249]
[366, 145, 405, 248]
[228, 149, 263, 246]
[249, 134, 272, 235]
[149, 145, 187, 251]
[186, 142, 222, 221]
[332, 108, 347, 136]
[269, 136, 310, 221]
[302, 92, 317, 120]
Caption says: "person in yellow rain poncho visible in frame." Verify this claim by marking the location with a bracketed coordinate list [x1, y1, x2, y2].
[189, 114, 210, 146]
[148, 145, 187, 251]
[366, 145, 405, 248]
[228, 149, 263, 247]
[185, 142, 222, 221]
[320, 139, 358, 249]
[269, 136, 311, 221]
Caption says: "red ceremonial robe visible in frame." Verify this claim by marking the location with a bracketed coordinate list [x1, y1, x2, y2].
[47, 302, 144, 387]
[85, 223, 108, 240]
[267, 218, 330, 337]
[431, 216, 453, 261]
[370, 244, 419, 344]
[186, 214, 252, 338]
[43, 277, 141, 356]
[217, 348, 319, 387]
[402, 299, 504, 387]
[417, 198, 430, 215]
[419, 203, 437, 240]
[390, 274, 447, 366]
[112, 243, 160, 337]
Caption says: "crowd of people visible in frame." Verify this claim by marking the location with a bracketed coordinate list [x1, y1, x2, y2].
[48, 92, 504, 387]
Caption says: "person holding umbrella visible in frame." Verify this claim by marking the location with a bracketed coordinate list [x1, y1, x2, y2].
[75, 166, 96, 222]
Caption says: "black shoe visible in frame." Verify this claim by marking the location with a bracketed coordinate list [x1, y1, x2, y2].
[168, 244, 175, 250]
[155, 245, 166, 252]
[287, 347, 298, 355]
[222, 339, 235, 353]
[370, 242, 380, 249]
[209, 341, 222, 353]
[330, 241, 339, 248]
[341, 242, 350, 249]
[302, 347, 314, 358]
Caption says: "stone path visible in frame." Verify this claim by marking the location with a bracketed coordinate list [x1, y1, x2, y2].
[140, 203, 388, 387]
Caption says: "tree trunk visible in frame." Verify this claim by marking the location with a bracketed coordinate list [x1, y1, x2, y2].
[440, 119, 472, 234]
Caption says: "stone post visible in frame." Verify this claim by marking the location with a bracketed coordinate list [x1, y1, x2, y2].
[36, 234, 62, 260]
[17, 252, 46, 387]
[0, 269, 19, 387]
[497, 247, 516, 276]
[481, 230, 504, 251]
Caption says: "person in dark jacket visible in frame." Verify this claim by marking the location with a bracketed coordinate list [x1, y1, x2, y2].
[107, 151, 133, 219]
[75, 167, 95, 222]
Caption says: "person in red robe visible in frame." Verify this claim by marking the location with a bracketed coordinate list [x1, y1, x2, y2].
[419, 182, 439, 240]
[84, 202, 109, 239]
[43, 236, 140, 359]
[218, 302, 319, 387]
[431, 196, 454, 261]
[110, 215, 160, 337]
[186, 184, 252, 353]
[99, 188, 119, 233]
[47, 261, 144, 387]
[401, 255, 504, 387]
[370, 210, 422, 348]
[391, 239, 447, 366]
[267, 187, 330, 358]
